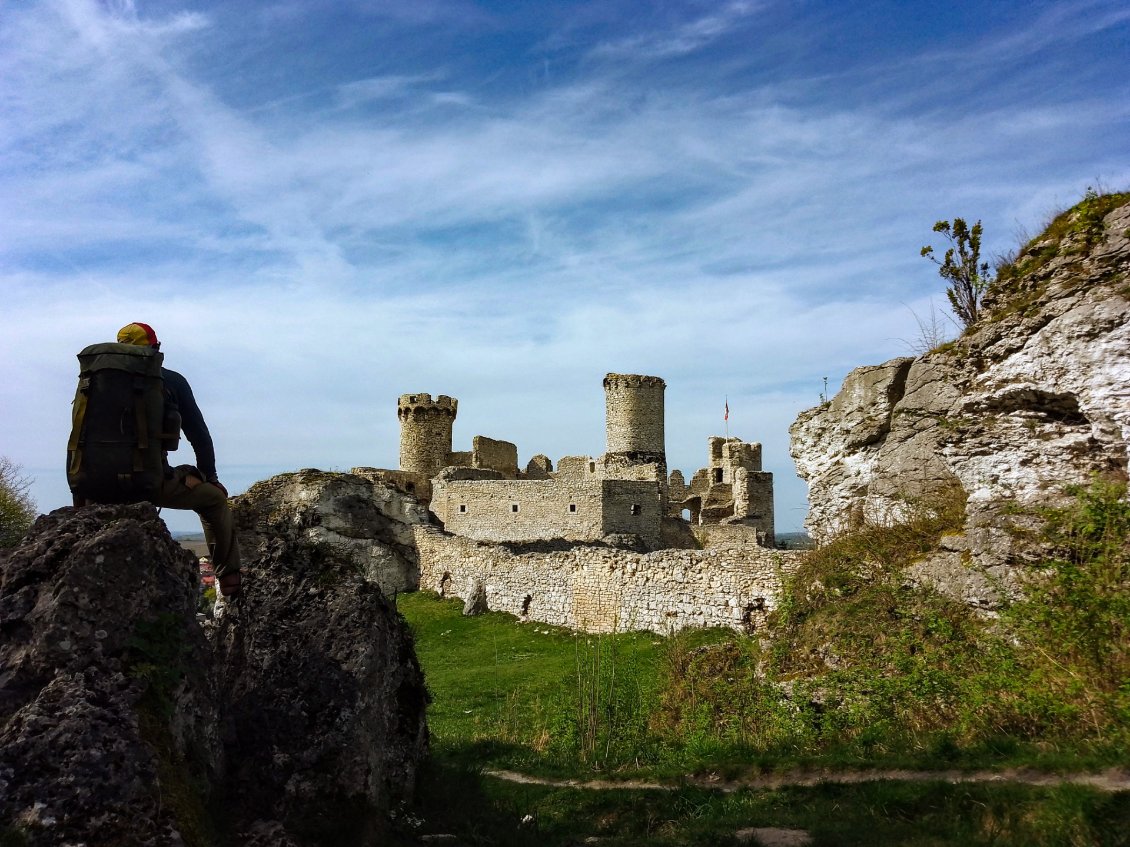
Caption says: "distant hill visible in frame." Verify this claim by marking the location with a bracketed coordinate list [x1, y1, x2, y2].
[775, 531, 813, 550]
[172, 532, 209, 558]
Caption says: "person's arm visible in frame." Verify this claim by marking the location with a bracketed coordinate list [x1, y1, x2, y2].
[163, 368, 218, 482]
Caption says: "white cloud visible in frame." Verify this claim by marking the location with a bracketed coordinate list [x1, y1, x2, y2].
[1, 0, 1127, 535]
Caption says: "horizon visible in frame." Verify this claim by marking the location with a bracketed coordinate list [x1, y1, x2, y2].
[2, 0, 1128, 533]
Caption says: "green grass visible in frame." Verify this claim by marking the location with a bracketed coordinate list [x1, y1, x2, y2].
[395, 481, 1130, 845]
[986, 189, 1130, 317]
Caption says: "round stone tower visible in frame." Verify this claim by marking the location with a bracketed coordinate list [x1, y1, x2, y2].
[603, 373, 666, 461]
[397, 393, 457, 478]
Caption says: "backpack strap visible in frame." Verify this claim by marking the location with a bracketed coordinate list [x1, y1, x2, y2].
[67, 377, 91, 478]
[133, 376, 149, 473]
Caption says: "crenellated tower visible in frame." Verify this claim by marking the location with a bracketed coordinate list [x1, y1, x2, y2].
[398, 393, 458, 478]
[603, 373, 666, 460]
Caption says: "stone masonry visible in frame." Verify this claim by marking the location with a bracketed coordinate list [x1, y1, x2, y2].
[351, 373, 783, 633]
[380, 374, 775, 548]
[415, 524, 801, 634]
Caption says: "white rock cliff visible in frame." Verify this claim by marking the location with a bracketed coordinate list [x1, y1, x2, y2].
[791, 197, 1130, 601]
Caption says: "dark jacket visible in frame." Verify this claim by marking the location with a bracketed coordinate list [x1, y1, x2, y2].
[162, 367, 218, 482]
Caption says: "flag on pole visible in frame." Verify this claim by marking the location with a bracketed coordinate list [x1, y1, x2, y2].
[724, 398, 729, 421]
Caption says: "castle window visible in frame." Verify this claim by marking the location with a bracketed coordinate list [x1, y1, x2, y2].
[568, 503, 577, 513]
[630, 504, 641, 516]
[714, 468, 724, 483]
[459, 504, 467, 513]
[589, 462, 596, 473]
[511, 503, 520, 513]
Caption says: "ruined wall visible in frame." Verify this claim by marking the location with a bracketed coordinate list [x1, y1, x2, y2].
[556, 455, 599, 480]
[526, 454, 553, 479]
[432, 478, 660, 545]
[352, 466, 433, 504]
[600, 480, 663, 544]
[472, 435, 519, 477]
[433, 478, 604, 541]
[732, 468, 775, 543]
[668, 470, 687, 505]
[415, 526, 802, 634]
[398, 393, 457, 477]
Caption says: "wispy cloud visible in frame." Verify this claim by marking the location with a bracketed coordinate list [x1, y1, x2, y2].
[1, 0, 1128, 531]
[591, 0, 763, 60]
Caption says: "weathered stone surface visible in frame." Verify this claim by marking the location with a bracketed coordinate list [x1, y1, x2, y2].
[416, 525, 802, 634]
[234, 468, 432, 595]
[216, 482, 430, 844]
[462, 578, 488, 615]
[0, 503, 220, 847]
[1, 494, 431, 846]
[791, 199, 1130, 601]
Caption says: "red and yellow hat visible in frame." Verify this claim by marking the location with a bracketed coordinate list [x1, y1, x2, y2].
[117, 322, 160, 347]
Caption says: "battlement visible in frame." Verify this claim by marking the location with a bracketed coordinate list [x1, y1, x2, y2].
[399, 393, 458, 478]
[397, 393, 458, 419]
[603, 373, 666, 390]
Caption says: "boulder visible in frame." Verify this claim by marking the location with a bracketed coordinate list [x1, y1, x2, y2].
[234, 469, 432, 596]
[0, 492, 431, 846]
[217, 476, 430, 843]
[0, 503, 221, 847]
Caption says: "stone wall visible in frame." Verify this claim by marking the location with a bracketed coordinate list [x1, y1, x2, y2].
[431, 478, 661, 547]
[472, 435, 519, 477]
[415, 525, 802, 634]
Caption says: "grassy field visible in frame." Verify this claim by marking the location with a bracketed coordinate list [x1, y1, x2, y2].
[394, 481, 1130, 845]
[397, 591, 1128, 846]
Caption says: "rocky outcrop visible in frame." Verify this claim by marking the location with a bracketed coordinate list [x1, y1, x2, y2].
[234, 468, 433, 596]
[214, 485, 430, 843]
[0, 504, 220, 846]
[791, 197, 1130, 598]
[1, 496, 430, 846]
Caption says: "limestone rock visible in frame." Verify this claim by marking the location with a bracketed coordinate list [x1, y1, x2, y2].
[215, 489, 430, 844]
[0, 494, 431, 847]
[463, 578, 488, 615]
[791, 198, 1130, 597]
[0, 503, 221, 847]
[234, 468, 433, 596]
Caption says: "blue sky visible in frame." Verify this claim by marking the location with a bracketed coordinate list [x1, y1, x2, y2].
[2, 0, 1128, 533]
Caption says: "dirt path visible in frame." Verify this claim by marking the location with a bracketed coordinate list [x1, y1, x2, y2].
[484, 766, 1130, 793]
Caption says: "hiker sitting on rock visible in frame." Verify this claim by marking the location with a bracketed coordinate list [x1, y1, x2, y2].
[118, 322, 242, 597]
[68, 322, 242, 597]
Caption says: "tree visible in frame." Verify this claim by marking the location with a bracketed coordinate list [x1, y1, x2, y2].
[921, 218, 990, 327]
[0, 457, 36, 549]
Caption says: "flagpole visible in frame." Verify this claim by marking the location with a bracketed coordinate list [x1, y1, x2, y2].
[724, 395, 729, 438]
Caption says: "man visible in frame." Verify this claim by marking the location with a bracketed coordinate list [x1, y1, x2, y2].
[117, 322, 242, 597]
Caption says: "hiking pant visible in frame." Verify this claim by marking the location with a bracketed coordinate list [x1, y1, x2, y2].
[157, 466, 241, 579]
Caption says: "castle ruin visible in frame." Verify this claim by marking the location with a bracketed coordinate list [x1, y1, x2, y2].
[359, 373, 775, 549]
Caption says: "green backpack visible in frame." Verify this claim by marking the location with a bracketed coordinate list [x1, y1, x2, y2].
[66, 343, 179, 505]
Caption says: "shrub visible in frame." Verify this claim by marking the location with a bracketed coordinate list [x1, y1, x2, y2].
[0, 457, 36, 549]
[921, 218, 990, 327]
